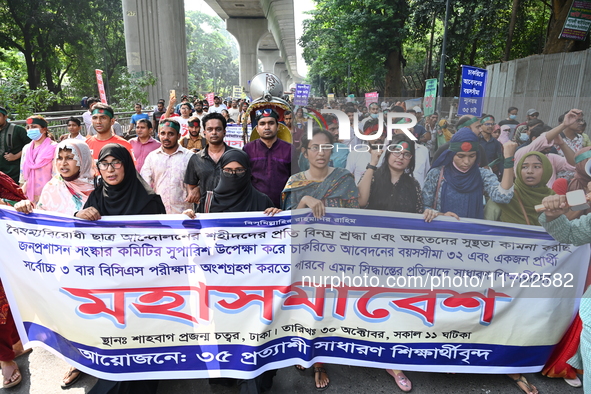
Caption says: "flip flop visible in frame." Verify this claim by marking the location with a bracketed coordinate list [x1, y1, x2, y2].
[386, 369, 412, 392]
[313, 366, 330, 391]
[510, 374, 539, 394]
[61, 367, 82, 388]
[2, 361, 22, 389]
[14, 348, 32, 359]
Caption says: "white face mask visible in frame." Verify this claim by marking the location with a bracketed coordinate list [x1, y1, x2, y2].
[519, 132, 529, 142]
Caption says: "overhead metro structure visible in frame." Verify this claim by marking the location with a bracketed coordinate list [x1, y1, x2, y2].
[122, 0, 302, 103]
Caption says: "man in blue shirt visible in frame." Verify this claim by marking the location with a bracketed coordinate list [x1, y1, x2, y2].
[128, 103, 149, 135]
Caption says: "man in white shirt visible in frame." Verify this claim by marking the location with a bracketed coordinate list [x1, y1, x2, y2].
[208, 96, 227, 114]
[82, 98, 99, 136]
[227, 100, 240, 121]
[140, 119, 193, 214]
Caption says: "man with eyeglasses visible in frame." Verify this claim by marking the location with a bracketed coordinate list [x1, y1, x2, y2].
[86, 103, 134, 161]
[479, 115, 504, 179]
[184, 112, 235, 211]
[243, 108, 296, 207]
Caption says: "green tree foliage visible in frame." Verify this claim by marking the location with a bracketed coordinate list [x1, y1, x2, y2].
[185, 11, 239, 98]
[300, 0, 408, 97]
[0, 71, 58, 119]
[0, 0, 126, 103]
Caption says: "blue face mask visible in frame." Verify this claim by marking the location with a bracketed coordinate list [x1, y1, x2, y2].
[509, 114, 517, 120]
[370, 113, 379, 119]
[27, 128, 43, 141]
[519, 132, 529, 142]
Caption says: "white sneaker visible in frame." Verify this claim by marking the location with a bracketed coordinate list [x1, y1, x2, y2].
[564, 376, 582, 388]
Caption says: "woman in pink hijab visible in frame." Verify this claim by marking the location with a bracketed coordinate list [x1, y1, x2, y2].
[19, 115, 56, 203]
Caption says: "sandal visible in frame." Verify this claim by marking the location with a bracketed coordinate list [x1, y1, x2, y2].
[313, 365, 330, 391]
[1, 361, 22, 389]
[386, 369, 412, 392]
[61, 367, 82, 388]
[509, 374, 539, 394]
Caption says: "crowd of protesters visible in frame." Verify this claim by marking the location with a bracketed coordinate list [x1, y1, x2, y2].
[0, 94, 590, 394]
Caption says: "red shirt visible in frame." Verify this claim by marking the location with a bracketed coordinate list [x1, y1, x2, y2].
[86, 134, 134, 160]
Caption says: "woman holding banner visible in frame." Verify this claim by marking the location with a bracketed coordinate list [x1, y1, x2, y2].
[13, 139, 95, 388]
[356, 133, 420, 392]
[422, 128, 517, 221]
[282, 128, 358, 391]
[74, 143, 165, 394]
[0, 171, 28, 389]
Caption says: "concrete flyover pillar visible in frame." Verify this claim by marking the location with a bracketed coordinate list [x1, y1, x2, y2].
[258, 49, 282, 73]
[227, 18, 269, 94]
[122, 0, 188, 103]
[280, 70, 290, 92]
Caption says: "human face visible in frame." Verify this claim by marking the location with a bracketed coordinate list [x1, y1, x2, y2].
[527, 113, 539, 120]
[159, 127, 180, 151]
[521, 155, 544, 187]
[469, 120, 482, 136]
[203, 119, 225, 145]
[180, 105, 191, 118]
[509, 109, 518, 118]
[305, 133, 332, 170]
[136, 122, 151, 139]
[453, 151, 478, 172]
[214, 97, 221, 105]
[232, 101, 238, 108]
[430, 114, 439, 126]
[91, 113, 114, 135]
[346, 111, 355, 125]
[284, 113, 292, 127]
[203, 105, 209, 112]
[369, 105, 380, 115]
[134, 104, 142, 114]
[296, 108, 304, 118]
[56, 148, 80, 179]
[481, 119, 495, 134]
[98, 155, 124, 186]
[157, 103, 164, 112]
[195, 102, 203, 112]
[67, 121, 81, 136]
[388, 148, 412, 172]
[241, 102, 248, 112]
[492, 128, 501, 139]
[0, 113, 6, 128]
[188, 123, 200, 137]
[327, 123, 339, 140]
[257, 117, 278, 140]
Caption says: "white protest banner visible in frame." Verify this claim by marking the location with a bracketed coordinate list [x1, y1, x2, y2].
[0, 207, 586, 380]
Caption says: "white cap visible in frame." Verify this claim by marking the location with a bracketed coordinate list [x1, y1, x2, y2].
[413, 106, 423, 113]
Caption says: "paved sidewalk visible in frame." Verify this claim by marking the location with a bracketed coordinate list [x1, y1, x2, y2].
[11, 347, 582, 393]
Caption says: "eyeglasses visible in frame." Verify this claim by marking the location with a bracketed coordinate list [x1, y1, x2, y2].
[391, 151, 412, 160]
[222, 168, 247, 175]
[97, 161, 123, 170]
[483, 123, 496, 127]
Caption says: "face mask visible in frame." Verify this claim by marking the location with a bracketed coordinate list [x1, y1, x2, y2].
[27, 128, 43, 141]
[509, 114, 517, 120]
[370, 113, 379, 119]
[519, 132, 529, 142]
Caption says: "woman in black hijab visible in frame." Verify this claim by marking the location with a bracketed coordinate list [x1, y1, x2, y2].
[75, 143, 165, 220]
[74, 144, 164, 394]
[185, 149, 280, 217]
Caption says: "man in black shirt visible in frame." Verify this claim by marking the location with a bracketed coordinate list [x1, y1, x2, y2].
[184, 113, 235, 211]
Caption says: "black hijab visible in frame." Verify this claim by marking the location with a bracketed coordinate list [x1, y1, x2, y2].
[84, 143, 165, 215]
[208, 149, 274, 213]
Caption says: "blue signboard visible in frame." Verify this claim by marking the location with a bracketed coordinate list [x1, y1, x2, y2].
[294, 84, 311, 106]
[457, 66, 487, 117]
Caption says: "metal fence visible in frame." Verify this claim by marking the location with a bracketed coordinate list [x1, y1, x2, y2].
[484, 48, 591, 126]
[10, 110, 147, 139]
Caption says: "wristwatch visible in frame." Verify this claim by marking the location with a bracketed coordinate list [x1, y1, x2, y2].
[366, 164, 378, 171]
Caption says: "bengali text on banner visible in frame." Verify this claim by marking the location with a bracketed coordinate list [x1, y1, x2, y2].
[0, 207, 587, 380]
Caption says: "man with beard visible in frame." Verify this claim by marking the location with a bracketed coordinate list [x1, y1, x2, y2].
[193, 100, 205, 122]
[208, 96, 227, 114]
[243, 108, 295, 207]
[141, 119, 193, 214]
[179, 117, 203, 152]
[184, 113, 235, 211]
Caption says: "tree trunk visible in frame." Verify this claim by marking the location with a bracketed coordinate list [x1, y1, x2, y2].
[384, 49, 403, 97]
[543, 0, 576, 54]
[504, 0, 520, 61]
